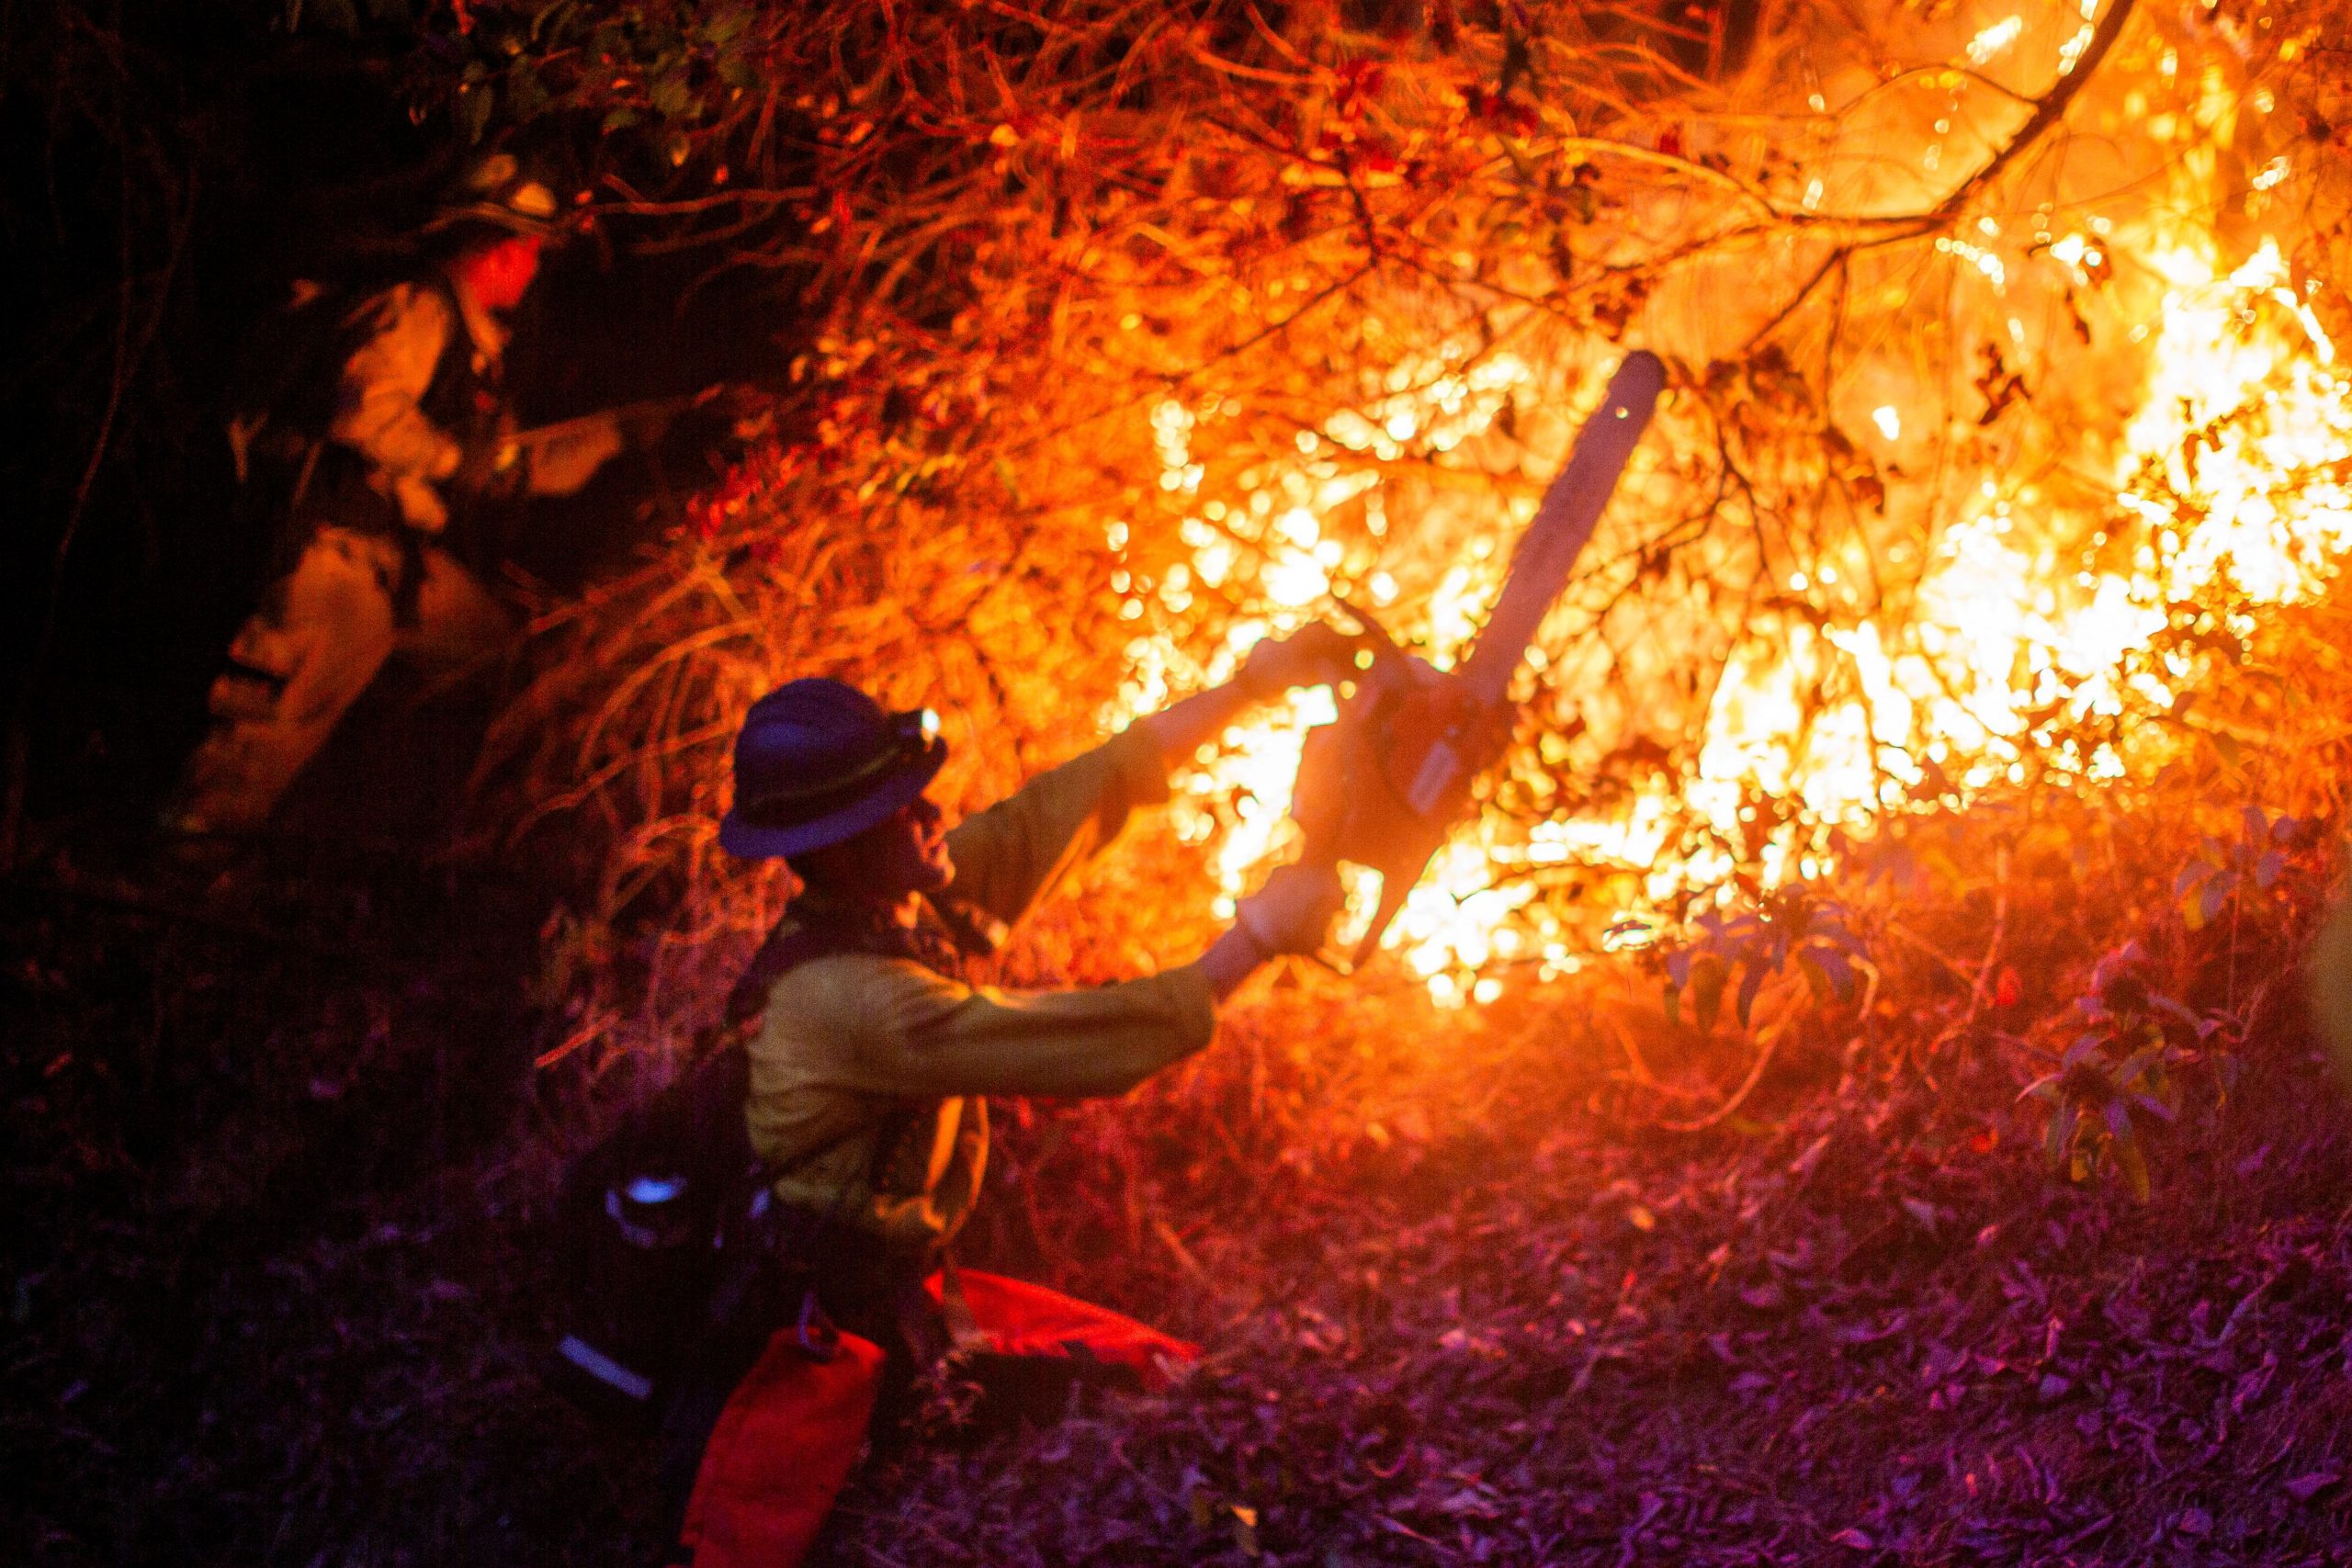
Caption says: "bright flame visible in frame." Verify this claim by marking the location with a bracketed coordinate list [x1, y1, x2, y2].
[1968, 15, 2025, 64]
[1106, 223, 2352, 1004]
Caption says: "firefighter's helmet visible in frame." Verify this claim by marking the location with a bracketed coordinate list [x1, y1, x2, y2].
[719, 681, 947, 861]
[428, 152, 570, 239]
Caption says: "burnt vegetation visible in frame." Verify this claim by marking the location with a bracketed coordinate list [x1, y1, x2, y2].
[11, 0, 2352, 1563]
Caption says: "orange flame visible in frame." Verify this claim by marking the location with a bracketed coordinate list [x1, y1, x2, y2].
[1103, 51, 2348, 1005]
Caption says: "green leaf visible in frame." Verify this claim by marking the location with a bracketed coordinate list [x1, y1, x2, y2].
[458, 81, 494, 143]
[602, 106, 640, 134]
[2046, 1103, 2075, 1170]
[2111, 1134, 2151, 1201]
[529, 1, 576, 43]
[506, 62, 548, 120]
[1229, 1504, 1261, 1557]
[650, 73, 695, 121]
[1736, 957, 1768, 1028]
[1796, 953, 1831, 1002]
[1807, 942, 1857, 1002]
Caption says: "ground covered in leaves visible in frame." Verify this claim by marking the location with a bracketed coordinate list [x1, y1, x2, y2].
[856, 995, 2352, 1566]
[7, 731, 2352, 1567]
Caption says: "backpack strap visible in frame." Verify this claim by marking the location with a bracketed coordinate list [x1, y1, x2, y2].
[721, 921, 845, 1032]
[719, 896, 981, 1034]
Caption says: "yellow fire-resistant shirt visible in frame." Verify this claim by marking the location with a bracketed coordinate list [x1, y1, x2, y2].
[743, 727, 1216, 1256]
[326, 278, 618, 532]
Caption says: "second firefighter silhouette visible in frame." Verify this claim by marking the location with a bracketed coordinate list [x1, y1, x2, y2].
[168, 154, 669, 836]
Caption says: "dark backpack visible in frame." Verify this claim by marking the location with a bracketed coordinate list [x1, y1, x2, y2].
[548, 908, 973, 1422]
[549, 1046, 763, 1420]
[225, 280, 372, 492]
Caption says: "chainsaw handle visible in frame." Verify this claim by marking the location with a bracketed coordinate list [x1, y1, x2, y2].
[1292, 835, 1437, 976]
[1289, 681, 1453, 976]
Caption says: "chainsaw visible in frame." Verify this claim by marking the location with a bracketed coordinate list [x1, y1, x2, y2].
[1291, 350, 1666, 969]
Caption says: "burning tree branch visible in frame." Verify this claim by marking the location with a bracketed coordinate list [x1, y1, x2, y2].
[1922, 0, 2138, 226]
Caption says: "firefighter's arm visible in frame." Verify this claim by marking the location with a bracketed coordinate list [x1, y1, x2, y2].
[774, 953, 1212, 1100]
[941, 627, 1356, 931]
[1191, 863, 1344, 1000]
[330, 284, 464, 526]
[943, 726, 1171, 930]
[801, 865, 1339, 1100]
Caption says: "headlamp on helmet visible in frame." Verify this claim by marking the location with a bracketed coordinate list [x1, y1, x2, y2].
[430, 152, 572, 238]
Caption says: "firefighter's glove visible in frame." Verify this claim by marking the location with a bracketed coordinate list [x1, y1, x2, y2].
[1238, 622, 1362, 699]
[616, 401, 679, 449]
[527, 412, 628, 496]
[1235, 863, 1346, 959]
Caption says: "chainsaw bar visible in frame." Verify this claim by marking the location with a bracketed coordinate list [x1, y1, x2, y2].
[1399, 350, 1666, 816]
[1458, 349, 1667, 708]
[1290, 349, 1667, 970]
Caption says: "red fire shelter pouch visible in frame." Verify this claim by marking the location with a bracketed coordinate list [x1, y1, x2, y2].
[681, 1273, 1195, 1568]
[930, 1269, 1198, 1391]
[678, 1325, 886, 1568]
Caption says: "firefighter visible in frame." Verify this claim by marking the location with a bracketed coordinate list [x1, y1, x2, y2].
[665, 631, 1353, 1565]
[164, 153, 645, 837]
